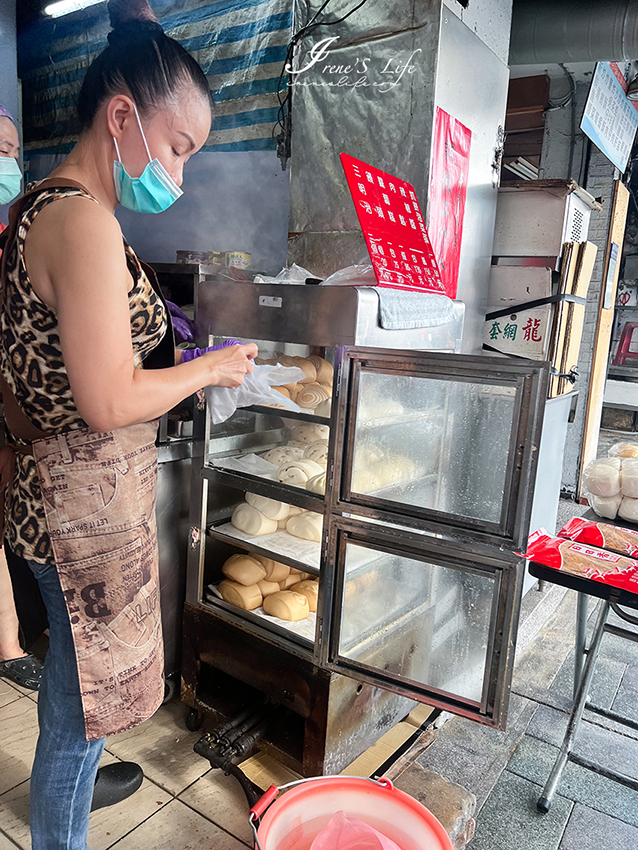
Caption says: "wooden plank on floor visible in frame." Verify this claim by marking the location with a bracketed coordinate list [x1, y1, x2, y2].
[406, 704, 435, 729]
[244, 704, 437, 787]
[240, 752, 301, 790]
[340, 721, 416, 777]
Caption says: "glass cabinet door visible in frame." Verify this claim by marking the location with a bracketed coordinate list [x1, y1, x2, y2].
[319, 518, 522, 727]
[187, 332, 336, 654]
[329, 348, 549, 547]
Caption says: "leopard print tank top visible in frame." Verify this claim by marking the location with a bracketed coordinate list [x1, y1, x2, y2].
[1, 185, 168, 563]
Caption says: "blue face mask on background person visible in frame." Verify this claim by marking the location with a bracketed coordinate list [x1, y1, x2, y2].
[113, 105, 183, 214]
[0, 156, 22, 205]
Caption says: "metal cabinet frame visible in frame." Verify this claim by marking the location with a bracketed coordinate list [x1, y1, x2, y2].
[184, 343, 548, 737]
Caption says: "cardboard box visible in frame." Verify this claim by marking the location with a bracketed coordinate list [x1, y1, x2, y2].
[484, 242, 597, 397]
[484, 266, 554, 359]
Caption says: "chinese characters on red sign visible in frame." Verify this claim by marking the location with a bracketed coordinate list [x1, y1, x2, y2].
[427, 108, 472, 300]
[340, 152, 445, 293]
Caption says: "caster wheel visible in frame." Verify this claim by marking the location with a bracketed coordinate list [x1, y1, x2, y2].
[185, 707, 203, 731]
[162, 677, 177, 705]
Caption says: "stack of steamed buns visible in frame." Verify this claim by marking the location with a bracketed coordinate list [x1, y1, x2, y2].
[260, 423, 329, 496]
[218, 552, 319, 621]
[255, 355, 333, 417]
[583, 442, 638, 522]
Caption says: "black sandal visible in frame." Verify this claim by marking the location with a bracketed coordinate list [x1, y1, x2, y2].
[0, 653, 43, 690]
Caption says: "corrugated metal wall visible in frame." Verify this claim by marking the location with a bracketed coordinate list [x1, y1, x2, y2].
[18, 0, 292, 158]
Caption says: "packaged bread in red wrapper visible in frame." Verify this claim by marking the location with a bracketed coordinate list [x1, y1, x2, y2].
[525, 528, 638, 592]
[559, 517, 638, 558]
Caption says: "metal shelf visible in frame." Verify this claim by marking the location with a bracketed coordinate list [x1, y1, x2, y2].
[207, 520, 322, 575]
[244, 405, 331, 425]
[356, 409, 446, 430]
[203, 466, 325, 513]
[201, 595, 317, 647]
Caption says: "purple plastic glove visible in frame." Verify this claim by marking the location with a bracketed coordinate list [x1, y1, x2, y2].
[166, 300, 196, 344]
[181, 339, 244, 363]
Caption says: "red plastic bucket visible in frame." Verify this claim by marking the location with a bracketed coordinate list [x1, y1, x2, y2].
[250, 776, 454, 850]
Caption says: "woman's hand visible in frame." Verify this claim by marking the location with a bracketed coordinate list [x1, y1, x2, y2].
[202, 343, 258, 388]
[22, 195, 261, 431]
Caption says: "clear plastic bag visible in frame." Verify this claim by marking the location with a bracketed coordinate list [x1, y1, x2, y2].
[320, 264, 377, 286]
[582, 457, 621, 497]
[206, 365, 305, 424]
[253, 264, 316, 284]
[586, 492, 622, 520]
[309, 812, 402, 850]
[619, 496, 638, 523]
[608, 440, 638, 459]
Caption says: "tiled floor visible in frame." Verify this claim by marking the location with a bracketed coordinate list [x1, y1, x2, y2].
[418, 548, 638, 849]
[2, 497, 637, 849]
[0, 679, 252, 849]
[0, 676, 437, 849]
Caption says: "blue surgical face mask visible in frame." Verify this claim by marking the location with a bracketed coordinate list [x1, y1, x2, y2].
[113, 105, 183, 214]
[0, 156, 22, 205]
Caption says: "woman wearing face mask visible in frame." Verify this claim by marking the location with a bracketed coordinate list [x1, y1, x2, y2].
[0, 2, 257, 848]
[0, 105, 45, 691]
[0, 105, 22, 217]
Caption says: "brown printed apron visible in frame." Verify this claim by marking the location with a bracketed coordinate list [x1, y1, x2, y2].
[0, 178, 174, 741]
[32, 423, 164, 741]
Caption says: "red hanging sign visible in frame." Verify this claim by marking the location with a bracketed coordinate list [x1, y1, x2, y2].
[340, 152, 445, 293]
[428, 108, 472, 299]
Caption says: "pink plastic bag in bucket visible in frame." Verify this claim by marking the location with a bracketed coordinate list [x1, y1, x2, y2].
[250, 776, 453, 850]
[309, 811, 403, 850]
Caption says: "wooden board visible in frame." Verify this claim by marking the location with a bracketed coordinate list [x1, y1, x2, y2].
[573, 241, 598, 299]
[240, 704, 437, 789]
[548, 241, 597, 397]
[549, 242, 577, 397]
[578, 181, 630, 497]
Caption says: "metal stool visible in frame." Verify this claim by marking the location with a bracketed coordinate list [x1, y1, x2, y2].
[613, 321, 638, 366]
[529, 561, 638, 813]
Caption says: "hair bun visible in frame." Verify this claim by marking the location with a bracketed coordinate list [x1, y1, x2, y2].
[108, 0, 160, 28]
[107, 20, 164, 47]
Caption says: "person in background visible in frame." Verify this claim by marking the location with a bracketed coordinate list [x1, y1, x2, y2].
[0, 104, 43, 690]
[0, 2, 256, 848]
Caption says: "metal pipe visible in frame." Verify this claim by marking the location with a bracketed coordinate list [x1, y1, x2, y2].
[510, 0, 638, 65]
[584, 703, 638, 733]
[210, 705, 260, 742]
[574, 593, 588, 698]
[537, 599, 609, 813]
[223, 705, 272, 747]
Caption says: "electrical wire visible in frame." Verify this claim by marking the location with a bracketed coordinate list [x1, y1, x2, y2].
[273, 0, 370, 168]
[558, 63, 577, 180]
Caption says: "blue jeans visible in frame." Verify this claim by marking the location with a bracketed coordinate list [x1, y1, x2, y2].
[26, 557, 105, 850]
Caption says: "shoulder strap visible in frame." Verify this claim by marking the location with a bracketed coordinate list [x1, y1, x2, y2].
[0, 178, 96, 439]
[0, 375, 47, 442]
[0, 177, 97, 308]
[138, 258, 176, 370]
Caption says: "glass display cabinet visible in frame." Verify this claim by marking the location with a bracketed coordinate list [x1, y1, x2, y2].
[181, 282, 547, 775]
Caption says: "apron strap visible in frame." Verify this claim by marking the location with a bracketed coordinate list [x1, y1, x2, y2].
[0, 179, 95, 546]
[1, 177, 97, 308]
[138, 258, 176, 370]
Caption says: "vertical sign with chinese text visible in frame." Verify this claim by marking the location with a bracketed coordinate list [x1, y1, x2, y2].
[340, 153, 446, 294]
[428, 108, 472, 300]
